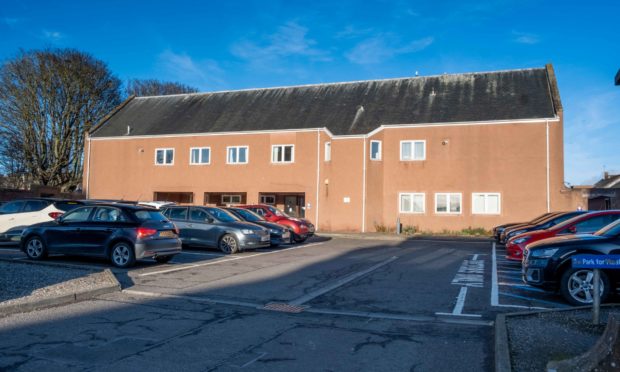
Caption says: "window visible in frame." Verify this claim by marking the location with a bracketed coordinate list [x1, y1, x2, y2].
[472, 193, 501, 215]
[370, 141, 382, 160]
[399, 193, 425, 213]
[155, 148, 174, 165]
[324, 142, 331, 162]
[0, 200, 25, 214]
[400, 140, 425, 161]
[190, 208, 211, 222]
[62, 206, 95, 222]
[227, 146, 248, 164]
[222, 195, 242, 205]
[166, 207, 188, 220]
[190, 147, 211, 165]
[154, 192, 193, 204]
[93, 207, 128, 222]
[260, 195, 276, 205]
[272, 145, 294, 163]
[23, 200, 51, 212]
[572, 215, 620, 234]
[435, 193, 462, 214]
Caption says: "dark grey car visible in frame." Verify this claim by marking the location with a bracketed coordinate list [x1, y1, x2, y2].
[162, 206, 271, 254]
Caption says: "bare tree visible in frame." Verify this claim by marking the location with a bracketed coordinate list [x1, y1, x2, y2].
[126, 79, 199, 96]
[0, 49, 121, 191]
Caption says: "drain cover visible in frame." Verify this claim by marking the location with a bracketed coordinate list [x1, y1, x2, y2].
[263, 302, 306, 313]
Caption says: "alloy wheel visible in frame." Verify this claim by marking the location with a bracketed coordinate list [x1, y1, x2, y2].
[567, 269, 603, 304]
[26, 238, 44, 258]
[112, 244, 131, 266]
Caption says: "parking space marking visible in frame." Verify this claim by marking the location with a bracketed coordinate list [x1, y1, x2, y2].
[491, 242, 499, 306]
[497, 282, 547, 292]
[138, 242, 325, 277]
[288, 256, 398, 306]
[179, 251, 226, 257]
[438, 254, 483, 318]
[122, 289, 263, 308]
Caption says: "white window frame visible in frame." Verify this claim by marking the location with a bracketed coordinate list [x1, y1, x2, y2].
[324, 142, 331, 162]
[400, 140, 426, 161]
[370, 140, 382, 161]
[221, 194, 242, 204]
[155, 148, 174, 166]
[260, 195, 276, 205]
[435, 193, 462, 214]
[271, 144, 295, 164]
[399, 192, 425, 214]
[189, 147, 211, 165]
[226, 146, 249, 164]
[472, 193, 501, 215]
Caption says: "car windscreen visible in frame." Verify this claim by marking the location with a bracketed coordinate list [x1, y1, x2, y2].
[540, 212, 583, 229]
[595, 219, 620, 237]
[551, 213, 589, 231]
[231, 208, 264, 222]
[206, 207, 239, 223]
[267, 206, 289, 217]
[53, 201, 84, 212]
[133, 210, 167, 222]
[530, 212, 557, 224]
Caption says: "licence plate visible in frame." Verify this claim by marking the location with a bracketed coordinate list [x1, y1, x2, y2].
[159, 231, 176, 238]
[261, 235, 270, 242]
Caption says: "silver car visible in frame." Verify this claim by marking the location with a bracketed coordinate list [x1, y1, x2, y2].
[162, 206, 270, 254]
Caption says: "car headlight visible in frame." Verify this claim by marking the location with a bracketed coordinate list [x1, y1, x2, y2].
[241, 229, 255, 235]
[269, 228, 278, 234]
[513, 236, 530, 244]
[530, 248, 558, 258]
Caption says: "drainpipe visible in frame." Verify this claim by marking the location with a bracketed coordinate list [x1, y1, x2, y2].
[86, 135, 92, 199]
[362, 137, 367, 232]
[546, 120, 550, 212]
[315, 129, 320, 231]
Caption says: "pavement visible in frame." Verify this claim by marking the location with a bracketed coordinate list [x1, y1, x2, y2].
[0, 236, 599, 371]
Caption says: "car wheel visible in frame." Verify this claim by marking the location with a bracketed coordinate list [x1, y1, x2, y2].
[154, 255, 173, 264]
[560, 268, 609, 306]
[110, 242, 136, 268]
[293, 234, 307, 243]
[219, 234, 239, 254]
[25, 236, 47, 260]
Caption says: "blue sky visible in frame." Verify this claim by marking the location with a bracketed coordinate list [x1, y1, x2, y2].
[1, 0, 618, 184]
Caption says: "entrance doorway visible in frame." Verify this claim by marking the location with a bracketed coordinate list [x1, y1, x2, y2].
[259, 193, 305, 218]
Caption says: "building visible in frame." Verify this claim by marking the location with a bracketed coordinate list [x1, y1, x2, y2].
[587, 173, 620, 210]
[83, 64, 579, 232]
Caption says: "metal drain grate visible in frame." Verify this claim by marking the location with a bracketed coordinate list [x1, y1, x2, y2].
[263, 302, 306, 313]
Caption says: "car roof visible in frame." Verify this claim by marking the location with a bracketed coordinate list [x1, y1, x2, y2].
[78, 202, 157, 211]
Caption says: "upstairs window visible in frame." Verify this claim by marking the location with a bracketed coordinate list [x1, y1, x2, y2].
[190, 147, 211, 165]
[227, 146, 248, 164]
[272, 145, 294, 163]
[472, 193, 501, 215]
[370, 140, 382, 161]
[435, 193, 462, 214]
[400, 140, 425, 161]
[325, 142, 331, 162]
[155, 148, 174, 165]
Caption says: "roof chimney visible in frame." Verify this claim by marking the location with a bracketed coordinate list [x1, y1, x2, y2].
[604, 171, 610, 179]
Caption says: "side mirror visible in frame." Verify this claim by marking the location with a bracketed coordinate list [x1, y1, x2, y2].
[56, 216, 64, 224]
[206, 217, 214, 223]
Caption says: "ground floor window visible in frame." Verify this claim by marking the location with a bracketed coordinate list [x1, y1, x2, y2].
[222, 194, 242, 205]
[472, 193, 501, 214]
[154, 192, 193, 204]
[435, 193, 461, 214]
[399, 193, 425, 213]
[260, 195, 276, 204]
[204, 192, 247, 206]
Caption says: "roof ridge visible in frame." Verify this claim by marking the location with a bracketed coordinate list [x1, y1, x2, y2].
[134, 67, 546, 99]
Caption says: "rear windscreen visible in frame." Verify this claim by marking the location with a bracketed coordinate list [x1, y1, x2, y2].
[54, 201, 84, 212]
[133, 210, 167, 221]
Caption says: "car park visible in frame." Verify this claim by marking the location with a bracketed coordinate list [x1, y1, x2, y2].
[500, 211, 585, 244]
[20, 203, 181, 268]
[225, 207, 292, 246]
[0, 199, 87, 245]
[522, 218, 620, 305]
[161, 206, 271, 253]
[493, 212, 557, 242]
[239, 204, 314, 243]
[506, 210, 620, 261]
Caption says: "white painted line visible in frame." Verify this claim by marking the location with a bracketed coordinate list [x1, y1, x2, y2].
[307, 308, 491, 326]
[498, 282, 547, 293]
[435, 312, 482, 318]
[491, 242, 499, 306]
[472, 254, 479, 260]
[138, 242, 325, 277]
[179, 251, 226, 257]
[288, 256, 398, 306]
[122, 289, 262, 308]
[453, 287, 467, 315]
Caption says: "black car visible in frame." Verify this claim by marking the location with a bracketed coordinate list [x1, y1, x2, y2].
[500, 211, 586, 243]
[20, 204, 182, 268]
[522, 219, 620, 305]
[162, 206, 271, 254]
[225, 207, 291, 246]
[493, 212, 557, 242]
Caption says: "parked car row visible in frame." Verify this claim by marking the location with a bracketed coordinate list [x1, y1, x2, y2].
[0, 197, 314, 268]
[495, 210, 620, 305]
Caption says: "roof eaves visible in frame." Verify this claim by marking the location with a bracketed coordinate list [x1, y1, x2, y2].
[88, 95, 136, 136]
[545, 63, 563, 114]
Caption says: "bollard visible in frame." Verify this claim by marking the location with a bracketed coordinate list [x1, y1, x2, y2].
[396, 217, 401, 235]
[593, 269, 600, 325]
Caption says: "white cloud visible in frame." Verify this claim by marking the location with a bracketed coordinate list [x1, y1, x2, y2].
[345, 35, 433, 65]
[512, 31, 540, 44]
[231, 22, 331, 63]
[42, 29, 64, 42]
[156, 50, 225, 91]
[3, 17, 19, 26]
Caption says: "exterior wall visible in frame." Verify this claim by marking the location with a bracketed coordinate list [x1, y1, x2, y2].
[84, 119, 569, 233]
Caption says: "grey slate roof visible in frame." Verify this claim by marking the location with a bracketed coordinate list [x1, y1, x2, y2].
[91, 66, 559, 137]
[594, 174, 620, 189]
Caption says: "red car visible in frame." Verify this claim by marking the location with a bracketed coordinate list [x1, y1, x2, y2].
[506, 210, 620, 261]
[238, 204, 315, 243]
